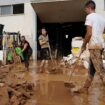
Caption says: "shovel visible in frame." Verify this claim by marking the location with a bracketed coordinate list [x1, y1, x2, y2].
[64, 53, 82, 88]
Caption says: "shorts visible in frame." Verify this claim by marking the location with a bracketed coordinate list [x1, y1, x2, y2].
[41, 48, 50, 60]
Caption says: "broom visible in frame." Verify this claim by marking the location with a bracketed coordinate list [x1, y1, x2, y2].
[48, 45, 58, 73]
[64, 53, 82, 88]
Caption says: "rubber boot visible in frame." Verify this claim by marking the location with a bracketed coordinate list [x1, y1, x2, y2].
[39, 67, 43, 73]
[25, 63, 29, 71]
[39, 65, 44, 73]
[73, 78, 93, 94]
[44, 63, 50, 74]
[39, 60, 45, 73]
[99, 72, 105, 86]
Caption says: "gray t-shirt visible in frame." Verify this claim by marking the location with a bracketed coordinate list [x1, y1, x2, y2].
[39, 34, 49, 48]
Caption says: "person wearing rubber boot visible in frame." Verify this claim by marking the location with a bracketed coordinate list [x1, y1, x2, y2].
[20, 36, 32, 71]
[38, 28, 50, 73]
[75, 0, 105, 93]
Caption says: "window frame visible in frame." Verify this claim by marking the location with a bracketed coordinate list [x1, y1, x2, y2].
[0, 5, 12, 16]
[13, 4, 24, 14]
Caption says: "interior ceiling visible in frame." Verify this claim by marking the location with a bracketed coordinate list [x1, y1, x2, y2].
[32, 0, 88, 23]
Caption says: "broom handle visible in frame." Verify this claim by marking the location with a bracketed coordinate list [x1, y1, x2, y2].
[67, 62, 79, 82]
[48, 44, 54, 63]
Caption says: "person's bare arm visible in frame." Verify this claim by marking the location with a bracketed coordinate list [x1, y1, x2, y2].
[39, 39, 48, 46]
[82, 25, 92, 51]
[22, 43, 28, 52]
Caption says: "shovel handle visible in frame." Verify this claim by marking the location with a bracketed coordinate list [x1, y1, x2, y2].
[67, 52, 82, 82]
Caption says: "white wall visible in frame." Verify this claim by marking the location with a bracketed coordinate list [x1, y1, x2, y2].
[94, 0, 105, 16]
[0, 0, 30, 6]
[0, 3, 37, 60]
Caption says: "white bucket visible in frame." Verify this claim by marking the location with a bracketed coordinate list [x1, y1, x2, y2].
[71, 37, 83, 48]
[71, 37, 83, 57]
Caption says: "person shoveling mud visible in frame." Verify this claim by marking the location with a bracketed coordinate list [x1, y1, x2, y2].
[71, 0, 105, 94]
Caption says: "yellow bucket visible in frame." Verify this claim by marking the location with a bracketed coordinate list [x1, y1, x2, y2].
[71, 47, 81, 57]
[72, 47, 80, 53]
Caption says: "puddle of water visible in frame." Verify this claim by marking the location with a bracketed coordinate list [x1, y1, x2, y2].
[2, 61, 105, 105]
[29, 80, 105, 105]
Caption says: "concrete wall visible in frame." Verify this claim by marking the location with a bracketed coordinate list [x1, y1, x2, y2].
[0, 3, 37, 60]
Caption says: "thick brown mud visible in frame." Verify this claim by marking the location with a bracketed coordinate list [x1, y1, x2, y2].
[0, 60, 105, 105]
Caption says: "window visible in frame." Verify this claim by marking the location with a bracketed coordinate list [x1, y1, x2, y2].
[13, 4, 24, 14]
[0, 4, 24, 16]
[1, 5, 12, 15]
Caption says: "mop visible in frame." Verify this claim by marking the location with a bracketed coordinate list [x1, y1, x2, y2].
[64, 53, 82, 88]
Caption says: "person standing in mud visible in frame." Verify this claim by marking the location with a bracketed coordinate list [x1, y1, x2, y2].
[76, 1, 105, 93]
[38, 28, 50, 73]
[20, 36, 32, 70]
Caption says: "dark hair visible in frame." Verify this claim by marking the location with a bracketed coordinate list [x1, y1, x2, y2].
[40, 27, 47, 34]
[21, 36, 25, 40]
[85, 0, 96, 10]
[41, 27, 46, 30]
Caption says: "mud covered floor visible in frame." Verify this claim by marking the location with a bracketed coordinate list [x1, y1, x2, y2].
[0, 60, 105, 105]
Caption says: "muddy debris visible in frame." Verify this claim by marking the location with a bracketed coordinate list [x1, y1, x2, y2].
[8, 82, 34, 105]
[0, 82, 34, 105]
[0, 86, 9, 105]
[0, 65, 35, 105]
[0, 66, 10, 79]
